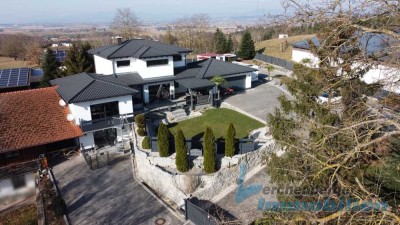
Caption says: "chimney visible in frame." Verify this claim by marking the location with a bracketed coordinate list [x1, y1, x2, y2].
[116, 36, 122, 44]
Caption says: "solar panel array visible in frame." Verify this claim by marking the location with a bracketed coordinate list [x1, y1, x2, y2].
[54, 50, 67, 62]
[0, 68, 30, 88]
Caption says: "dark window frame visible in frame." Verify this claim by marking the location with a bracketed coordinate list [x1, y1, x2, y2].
[146, 59, 169, 67]
[173, 55, 182, 62]
[116, 60, 130, 67]
[11, 175, 26, 189]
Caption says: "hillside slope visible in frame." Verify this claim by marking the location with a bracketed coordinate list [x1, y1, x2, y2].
[255, 34, 315, 61]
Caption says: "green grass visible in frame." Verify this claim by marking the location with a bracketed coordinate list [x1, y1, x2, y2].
[168, 108, 264, 139]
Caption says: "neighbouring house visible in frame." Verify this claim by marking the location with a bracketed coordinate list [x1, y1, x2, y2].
[291, 34, 400, 94]
[0, 67, 44, 93]
[50, 39, 257, 151]
[0, 87, 82, 203]
[279, 34, 289, 39]
[196, 53, 237, 62]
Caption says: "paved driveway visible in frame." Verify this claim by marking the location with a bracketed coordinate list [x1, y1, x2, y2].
[52, 155, 182, 225]
[224, 80, 293, 122]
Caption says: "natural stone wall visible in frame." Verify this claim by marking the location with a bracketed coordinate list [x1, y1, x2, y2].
[132, 122, 280, 206]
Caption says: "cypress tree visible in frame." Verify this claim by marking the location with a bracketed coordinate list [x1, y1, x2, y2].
[203, 127, 216, 173]
[41, 48, 59, 87]
[225, 123, 236, 157]
[238, 31, 256, 60]
[158, 123, 170, 157]
[175, 129, 188, 172]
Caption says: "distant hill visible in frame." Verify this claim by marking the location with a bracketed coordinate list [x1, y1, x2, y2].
[255, 34, 315, 61]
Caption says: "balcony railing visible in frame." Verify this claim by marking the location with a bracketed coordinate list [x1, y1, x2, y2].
[80, 113, 134, 133]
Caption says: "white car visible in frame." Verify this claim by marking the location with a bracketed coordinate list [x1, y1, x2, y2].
[317, 92, 342, 104]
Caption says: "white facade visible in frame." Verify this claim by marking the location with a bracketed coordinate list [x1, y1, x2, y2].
[292, 48, 320, 67]
[68, 95, 134, 150]
[0, 173, 35, 202]
[69, 95, 133, 125]
[94, 54, 185, 78]
[232, 61, 259, 81]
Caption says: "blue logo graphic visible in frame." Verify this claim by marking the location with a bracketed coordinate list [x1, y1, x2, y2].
[235, 162, 262, 204]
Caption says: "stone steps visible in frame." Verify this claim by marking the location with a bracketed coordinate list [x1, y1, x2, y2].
[171, 109, 188, 122]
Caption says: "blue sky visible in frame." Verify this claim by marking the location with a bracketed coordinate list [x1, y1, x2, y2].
[0, 0, 284, 23]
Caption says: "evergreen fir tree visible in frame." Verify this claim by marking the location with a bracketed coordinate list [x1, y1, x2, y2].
[238, 31, 256, 60]
[41, 48, 59, 87]
[158, 123, 170, 157]
[175, 129, 188, 172]
[213, 28, 227, 54]
[64, 42, 94, 76]
[203, 127, 216, 173]
[225, 123, 236, 157]
[225, 36, 233, 53]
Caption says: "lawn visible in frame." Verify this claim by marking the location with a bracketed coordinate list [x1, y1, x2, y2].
[0, 204, 37, 225]
[168, 108, 264, 139]
[255, 34, 316, 61]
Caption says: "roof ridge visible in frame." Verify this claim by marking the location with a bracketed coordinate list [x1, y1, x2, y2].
[196, 59, 213, 79]
[108, 40, 132, 59]
[69, 73, 96, 103]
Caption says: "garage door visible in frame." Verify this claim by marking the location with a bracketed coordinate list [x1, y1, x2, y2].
[226, 75, 246, 90]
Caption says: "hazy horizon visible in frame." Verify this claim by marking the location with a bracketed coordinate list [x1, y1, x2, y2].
[0, 0, 284, 24]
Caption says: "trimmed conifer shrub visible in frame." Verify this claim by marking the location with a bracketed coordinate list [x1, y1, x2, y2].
[137, 128, 146, 136]
[134, 114, 146, 125]
[225, 123, 236, 157]
[158, 123, 170, 157]
[175, 129, 188, 172]
[203, 126, 216, 173]
[142, 136, 151, 149]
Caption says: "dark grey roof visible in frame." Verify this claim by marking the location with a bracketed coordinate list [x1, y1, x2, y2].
[292, 37, 320, 50]
[51, 73, 138, 103]
[176, 78, 215, 90]
[175, 58, 257, 79]
[88, 39, 192, 59]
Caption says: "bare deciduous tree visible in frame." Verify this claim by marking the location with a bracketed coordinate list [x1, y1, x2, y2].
[262, 0, 400, 224]
[112, 8, 142, 39]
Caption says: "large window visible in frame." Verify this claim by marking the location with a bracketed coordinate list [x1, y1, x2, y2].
[173, 55, 182, 62]
[146, 59, 169, 67]
[116, 60, 130, 67]
[90, 101, 119, 120]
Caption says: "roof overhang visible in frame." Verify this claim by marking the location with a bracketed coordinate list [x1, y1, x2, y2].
[177, 78, 215, 90]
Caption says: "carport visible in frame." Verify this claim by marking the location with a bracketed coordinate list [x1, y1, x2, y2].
[176, 78, 216, 110]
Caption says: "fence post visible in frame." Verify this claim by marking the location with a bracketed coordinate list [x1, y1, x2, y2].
[185, 199, 188, 220]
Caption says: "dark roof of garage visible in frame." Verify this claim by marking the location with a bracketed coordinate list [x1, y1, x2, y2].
[88, 39, 192, 59]
[175, 58, 257, 79]
[51, 73, 138, 103]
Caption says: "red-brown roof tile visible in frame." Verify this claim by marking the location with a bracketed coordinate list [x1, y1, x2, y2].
[0, 87, 82, 153]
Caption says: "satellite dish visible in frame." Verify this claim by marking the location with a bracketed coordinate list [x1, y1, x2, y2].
[66, 114, 75, 121]
[59, 99, 66, 107]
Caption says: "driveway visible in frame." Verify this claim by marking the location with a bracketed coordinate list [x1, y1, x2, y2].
[224, 79, 293, 122]
[52, 155, 182, 225]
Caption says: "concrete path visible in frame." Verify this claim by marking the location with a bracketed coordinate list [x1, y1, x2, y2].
[224, 80, 293, 122]
[52, 155, 182, 225]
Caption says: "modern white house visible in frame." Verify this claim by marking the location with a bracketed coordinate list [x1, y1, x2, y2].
[51, 39, 257, 150]
[292, 35, 400, 94]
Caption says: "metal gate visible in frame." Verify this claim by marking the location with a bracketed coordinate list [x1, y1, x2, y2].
[185, 199, 217, 225]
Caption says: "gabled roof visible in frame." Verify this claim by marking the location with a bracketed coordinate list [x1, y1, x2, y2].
[0, 87, 82, 153]
[51, 73, 138, 103]
[88, 39, 192, 60]
[175, 58, 257, 79]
